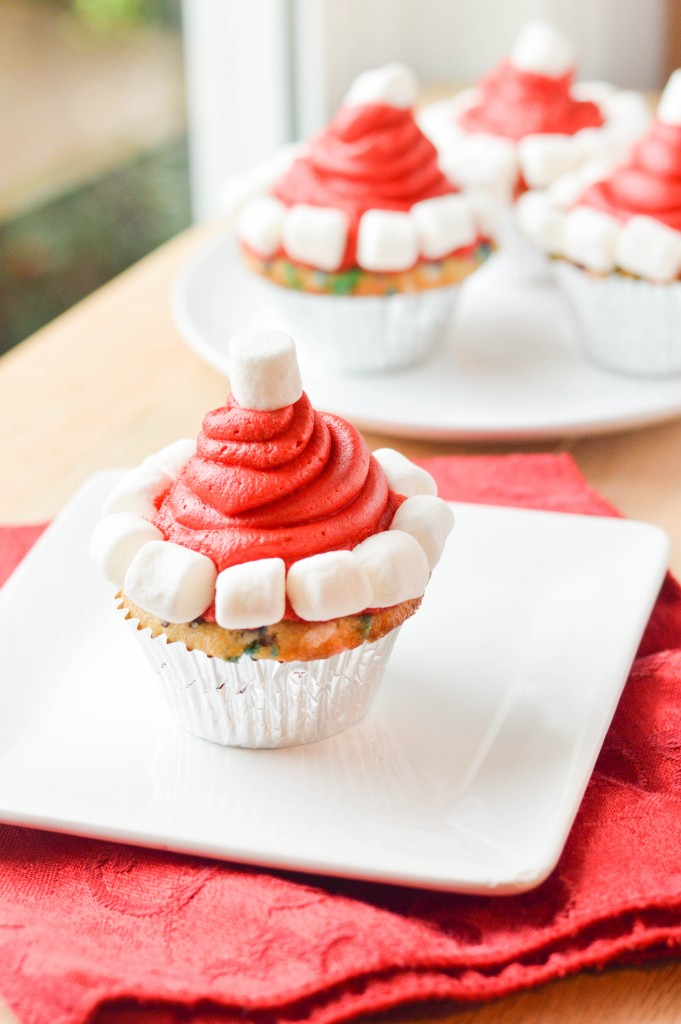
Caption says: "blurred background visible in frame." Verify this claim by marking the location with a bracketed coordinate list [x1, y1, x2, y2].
[1, 0, 679, 357]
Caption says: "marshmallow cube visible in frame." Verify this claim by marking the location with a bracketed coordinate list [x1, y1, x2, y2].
[411, 194, 477, 260]
[563, 206, 620, 273]
[215, 558, 286, 630]
[615, 216, 681, 284]
[390, 495, 455, 570]
[89, 513, 163, 586]
[344, 62, 418, 110]
[658, 69, 681, 126]
[142, 438, 196, 479]
[124, 541, 217, 624]
[466, 187, 509, 237]
[602, 90, 651, 139]
[281, 203, 348, 272]
[103, 464, 174, 519]
[515, 191, 565, 253]
[570, 79, 617, 106]
[439, 134, 517, 192]
[373, 448, 437, 498]
[353, 530, 429, 607]
[509, 20, 575, 78]
[237, 196, 287, 258]
[286, 551, 372, 622]
[518, 134, 579, 189]
[357, 210, 419, 272]
[547, 160, 615, 208]
[228, 330, 302, 412]
[417, 101, 463, 149]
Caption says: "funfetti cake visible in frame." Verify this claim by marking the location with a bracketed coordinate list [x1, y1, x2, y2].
[235, 64, 496, 372]
[517, 70, 681, 376]
[420, 20, 651, 200]
[90, 330, 454, 747]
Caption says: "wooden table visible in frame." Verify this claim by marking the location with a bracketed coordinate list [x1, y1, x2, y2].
[1, 221, 680, 1024]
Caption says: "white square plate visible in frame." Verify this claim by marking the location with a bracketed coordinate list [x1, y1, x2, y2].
[0, 473, 668, 893]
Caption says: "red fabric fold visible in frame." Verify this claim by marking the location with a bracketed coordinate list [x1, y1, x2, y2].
[0, 454, 679, 1024]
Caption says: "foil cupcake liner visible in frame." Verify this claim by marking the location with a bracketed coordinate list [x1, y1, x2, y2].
[123, 615, 402, 748]
[267, 280, 461, 372]
[554, 260, 681, 377]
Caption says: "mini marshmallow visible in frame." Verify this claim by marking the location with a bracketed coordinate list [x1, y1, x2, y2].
[343, 62, 418, 110]
[89, 513, 163, 587]
[658, 69, 681, 126]
[124, 541, 217, 624]
[417, 100, 463, 149]
[228, 330, 302, 411]
[281, 203, 348, 272]
[439, 134, 518, 193]
[411, 194, 477, 260]
[103, 464, 174, 519]
[465, 187, 509, 237]
[372, 448, 437, 498]
[515, 191, 565, 253]
[353, 530, 429, 607]
[215, 558, 286, 630]
[390, 495, 454, 571]
[518, 134, 579, 189]
[236, 196, 287, 258]
[615, 216, 681, 284]
[286, 551, 372, 622]
[601, 90, 651, 140]
[569, 80, 617, 106]
[563, 206, 620, 273]
[509, 20, 575, 78]
[356, 210, 419, 272]
[547, 160, 616, 208]
[142, 438, 196, 479]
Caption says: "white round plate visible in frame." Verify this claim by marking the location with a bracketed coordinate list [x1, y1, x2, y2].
[172, 233, 681, 441]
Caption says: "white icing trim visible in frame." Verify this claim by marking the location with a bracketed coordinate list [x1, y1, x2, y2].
[95, 449, 455, 624]
[237, 192, 491, 274]
[419, 82, 651, 195]
[517, 191, 681, 283]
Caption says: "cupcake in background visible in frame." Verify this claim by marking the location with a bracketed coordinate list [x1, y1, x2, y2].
[419, 21, 651, 278]
[517, 70, 681, 376]
[234, 64, 496, 372]
[90, 330, 455, 748]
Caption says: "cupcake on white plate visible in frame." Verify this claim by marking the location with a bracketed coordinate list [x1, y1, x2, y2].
[234, 63, 496, 373]
[90, 330, 454, 748]
[517, 70, 681, 376]
[419, 20, 651, 279]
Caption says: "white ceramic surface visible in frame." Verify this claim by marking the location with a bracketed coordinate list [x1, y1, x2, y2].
[0, 473, 668, 893]
[172, 234, 681, 441]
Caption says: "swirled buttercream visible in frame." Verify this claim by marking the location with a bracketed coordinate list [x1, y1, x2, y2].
[459, 61, 603, 141]
[152, 393, 402, 619]
[578, 119, 681, 230]
[272, 104, 455, 268]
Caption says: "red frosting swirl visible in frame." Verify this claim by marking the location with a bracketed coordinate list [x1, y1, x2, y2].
[577, 119, 681, 231]
[272, 103, 456, 269]
[459, 60, 603, 141]
[153, 393, 402, 619]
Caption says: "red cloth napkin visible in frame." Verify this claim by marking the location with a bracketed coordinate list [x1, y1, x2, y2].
[1, 453, 680, 1024]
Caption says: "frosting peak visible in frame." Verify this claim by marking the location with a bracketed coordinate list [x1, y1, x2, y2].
[273, 103, 454, 269]
[459, 60, 603, 141]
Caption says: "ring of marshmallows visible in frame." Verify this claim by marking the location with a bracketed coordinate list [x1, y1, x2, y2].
[418, 21, 652, 197]
[90, 332, 454, 630]
[514, 70, 681, 283]
[234, 63, 500, 276]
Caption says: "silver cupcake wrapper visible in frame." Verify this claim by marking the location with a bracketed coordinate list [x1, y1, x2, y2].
[554, 260, 681, 377]
[267, 279, 461, 372]
[124, 615, 402, 748]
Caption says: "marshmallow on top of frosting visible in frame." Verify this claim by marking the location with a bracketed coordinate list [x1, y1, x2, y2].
[343, 62, 418, 110]
[658, 69, 681, 126]
[93, 332, 455, 627]
[509, 20, 575, 78]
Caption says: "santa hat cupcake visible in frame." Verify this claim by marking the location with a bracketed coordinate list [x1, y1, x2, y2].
[90, 331, 455, 746]
[234, 64, 496, 372]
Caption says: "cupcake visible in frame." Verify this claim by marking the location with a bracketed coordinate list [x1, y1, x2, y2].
[517, 70, 681, 376]
[419, 21, 651, 278]
[90, 331, 454, 747]
[234, 64, 495, 372]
